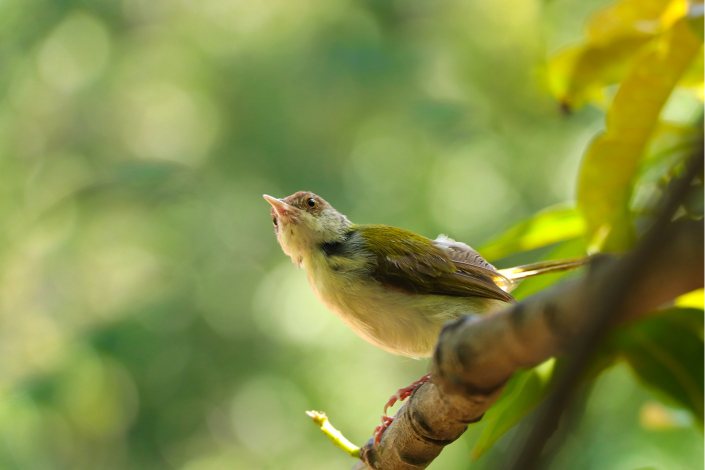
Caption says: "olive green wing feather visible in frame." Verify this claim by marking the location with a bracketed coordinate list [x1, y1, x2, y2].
[358, 225, 513, 302]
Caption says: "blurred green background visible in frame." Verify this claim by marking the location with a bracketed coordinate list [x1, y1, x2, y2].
[0, 0, 701, 469]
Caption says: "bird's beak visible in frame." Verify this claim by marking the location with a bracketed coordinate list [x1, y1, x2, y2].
[263, 194, 292, 217]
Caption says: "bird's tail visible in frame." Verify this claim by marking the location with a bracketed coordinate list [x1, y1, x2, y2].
[495, 257, 589, 291]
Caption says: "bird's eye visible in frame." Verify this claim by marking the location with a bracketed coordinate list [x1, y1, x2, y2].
[307, 198, 316, 208]
[272, 216, 278, 228]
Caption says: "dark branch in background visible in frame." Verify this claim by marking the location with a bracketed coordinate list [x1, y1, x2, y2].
[357, 150, 704, 470]
[508, 145, 705, 469]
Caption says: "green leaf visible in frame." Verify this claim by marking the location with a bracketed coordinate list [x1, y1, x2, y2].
[480, 205, 585, 261]
[577, 18, 702, 251]
[471, 359, 556, 459]
[615, 307, 704, 421]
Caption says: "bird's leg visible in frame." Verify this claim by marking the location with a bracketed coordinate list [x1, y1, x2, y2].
[373, 373, 432, 445]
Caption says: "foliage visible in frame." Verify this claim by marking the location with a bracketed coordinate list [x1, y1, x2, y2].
[616, 307, 704, 420]
[472, 0, 704, 460]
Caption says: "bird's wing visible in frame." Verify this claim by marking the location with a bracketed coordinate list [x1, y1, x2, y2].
[433, 234, 513, 291]
[359, 225, 513, 302]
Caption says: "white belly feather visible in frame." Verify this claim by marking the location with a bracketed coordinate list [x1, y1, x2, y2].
[303, 251, 507, 358]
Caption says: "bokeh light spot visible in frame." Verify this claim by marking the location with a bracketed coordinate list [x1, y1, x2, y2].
[429, 142, 520, 238]
[37, 12, 110, 93]
[229, 375, 307, 456]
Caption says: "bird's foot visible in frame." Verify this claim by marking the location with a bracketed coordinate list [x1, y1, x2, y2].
[374, 373, 432, 446]
[373, 415, 394, 445]
[383, 373, 432, 414]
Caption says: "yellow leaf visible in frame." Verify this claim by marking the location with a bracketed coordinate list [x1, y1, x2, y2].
[587, 0, 687, 43]
[676, 289, 704, 309]
[549, 37, 653, 109]
[549, 0, 690, 109]
[577, 19, 703, 251]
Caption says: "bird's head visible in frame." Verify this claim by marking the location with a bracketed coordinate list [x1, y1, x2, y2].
[263, 191, 351, 265]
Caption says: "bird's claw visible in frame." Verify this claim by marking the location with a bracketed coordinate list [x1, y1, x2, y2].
[374, 373, 432, 446]
[383, 373, 432, 414]
[373, 415, 395, 445]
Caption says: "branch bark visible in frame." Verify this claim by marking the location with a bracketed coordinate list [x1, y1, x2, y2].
[359, 218, 703, 469]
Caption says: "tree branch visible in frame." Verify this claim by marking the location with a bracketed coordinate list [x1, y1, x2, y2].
[359, 216, 703, 469]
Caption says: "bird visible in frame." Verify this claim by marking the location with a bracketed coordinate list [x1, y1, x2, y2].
[263, 191, 586, 442]
[264, 191, 585, 358]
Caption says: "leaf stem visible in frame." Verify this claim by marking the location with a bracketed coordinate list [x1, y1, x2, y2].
[306, 410, 361, 458]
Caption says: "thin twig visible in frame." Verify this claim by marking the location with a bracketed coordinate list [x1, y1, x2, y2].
[306, 410, 361, 458]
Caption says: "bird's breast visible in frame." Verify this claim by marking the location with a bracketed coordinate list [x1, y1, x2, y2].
[303, 252, 506, 358]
